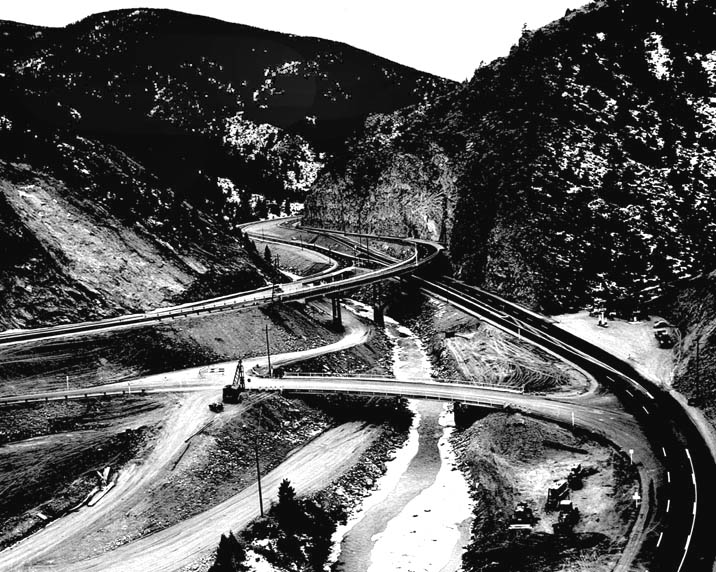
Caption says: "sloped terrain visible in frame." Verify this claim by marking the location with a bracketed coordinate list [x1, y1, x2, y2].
[454, 411, 638, 572]
[662, 270, 716, 419]
[0, 9, 452, 224]
[306, 0, 716, 314]
[0, 156, 270, 330]
[0, 8, 451, 330]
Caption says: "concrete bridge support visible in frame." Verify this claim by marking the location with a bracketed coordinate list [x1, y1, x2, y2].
[331, 295, 343, 329]
[372, 283, 385, 327]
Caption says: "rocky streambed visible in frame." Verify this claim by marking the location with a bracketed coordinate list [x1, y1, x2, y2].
[328, 308, 473, 572]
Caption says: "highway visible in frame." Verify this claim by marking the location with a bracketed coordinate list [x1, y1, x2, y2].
[0, 218, 714, 571]
[0, 219, 440, 348]
[303, 224, 716, 572]
[415, 277, 714, 572]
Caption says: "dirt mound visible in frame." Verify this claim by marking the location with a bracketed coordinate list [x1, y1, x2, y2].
[459, 412, 583, 463]
[453, 411, 638, 572]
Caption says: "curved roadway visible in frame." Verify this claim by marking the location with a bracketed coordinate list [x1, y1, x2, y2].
[0, 219, 714, 571]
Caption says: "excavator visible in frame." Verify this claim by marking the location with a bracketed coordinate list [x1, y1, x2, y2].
[222, 359, 246, 404]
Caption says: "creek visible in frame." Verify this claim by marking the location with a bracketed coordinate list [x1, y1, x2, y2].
[331, 304, 473, 572]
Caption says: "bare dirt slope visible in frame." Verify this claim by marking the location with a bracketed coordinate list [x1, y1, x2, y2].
[3, 175, 196, 310]
[391, 295, 589, 394]
[455, 411, 639, 572]
[0, 161, 269, 331]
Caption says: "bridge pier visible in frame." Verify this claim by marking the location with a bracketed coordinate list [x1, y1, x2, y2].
[373, 304, 385, 327]
[331, 295, 343, 329]
[372, 283, 385, 327]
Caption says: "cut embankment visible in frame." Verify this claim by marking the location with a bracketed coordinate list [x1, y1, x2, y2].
[455, 411, 639, 572]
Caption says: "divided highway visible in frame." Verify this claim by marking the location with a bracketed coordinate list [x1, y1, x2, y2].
[1, 218, 714, 571]
[304, 224, 716, 572]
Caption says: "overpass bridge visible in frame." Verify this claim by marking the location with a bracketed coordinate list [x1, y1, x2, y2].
[0, 217, 714, 571]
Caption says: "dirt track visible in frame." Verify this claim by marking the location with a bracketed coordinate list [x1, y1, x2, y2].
[68, 421, 380, 572]
[0, 290, 373, 571]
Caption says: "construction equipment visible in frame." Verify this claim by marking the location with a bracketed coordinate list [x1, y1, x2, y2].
[222, 360, 246, 404]
[209, 402, 224, 413]
[509, 502, 536, 531]
[553, 500, 580, 534]
[545, 481, 570, 511]
[567, 464, 585, 490]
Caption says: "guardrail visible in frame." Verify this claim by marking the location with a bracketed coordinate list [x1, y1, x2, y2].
[250, 385, 519, 405]
[282, 372, 525, 393]
[0, 388, 148, 405]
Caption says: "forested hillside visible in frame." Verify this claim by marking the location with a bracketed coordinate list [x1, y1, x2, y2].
[0, 9, 450, 225]
[0, 9, 447, 328]
[306, 0, 716, 314]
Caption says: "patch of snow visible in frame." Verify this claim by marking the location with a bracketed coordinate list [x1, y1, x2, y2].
[645, 33, 671, 81]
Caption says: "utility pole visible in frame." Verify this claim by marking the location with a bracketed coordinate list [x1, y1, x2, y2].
[265, 324, 272, 377]
[66, 375, 69, 392]
[248, 408, 264, 517]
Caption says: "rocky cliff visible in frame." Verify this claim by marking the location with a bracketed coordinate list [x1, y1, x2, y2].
[663, 271, 716, 419]
[0, 8, 448, 329]
[306, 0, 716, 314]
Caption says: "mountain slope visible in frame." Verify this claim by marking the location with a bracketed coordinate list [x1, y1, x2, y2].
[0, 9, 452, 217]
[0, 9, 450, 329]
[305, 0, 716, 314]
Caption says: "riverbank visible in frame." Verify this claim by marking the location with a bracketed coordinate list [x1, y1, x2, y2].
[329, 310, 474, 572]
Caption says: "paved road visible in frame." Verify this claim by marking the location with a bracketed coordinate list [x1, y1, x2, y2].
[1, 219, 713, 571]
[415, 277, 709, 572]
[0, 218, 437, 348]
[0, 298, 374, 571]
[303, 225, 715, 572]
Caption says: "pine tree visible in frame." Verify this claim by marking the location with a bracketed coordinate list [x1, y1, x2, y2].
[209, 531, 248, 572]
[263, 245, 272, 265]
[276, 479, 299, 533]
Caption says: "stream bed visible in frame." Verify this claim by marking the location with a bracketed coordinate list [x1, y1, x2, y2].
[332, 303, 473, 572]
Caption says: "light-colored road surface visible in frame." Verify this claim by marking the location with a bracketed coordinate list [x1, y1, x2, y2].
[46, 422, 381, 572]
[2, 219, 712, 571]
[0, 297, 372, 571]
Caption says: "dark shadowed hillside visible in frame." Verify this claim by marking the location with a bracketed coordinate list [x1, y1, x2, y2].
[306, 0, 716, 314]
[0, 9, 452, 217]
[0, 9, 450, 328]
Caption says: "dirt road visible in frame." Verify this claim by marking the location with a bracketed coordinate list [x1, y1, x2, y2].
[0, 294, 372, 571]
[47, 422, 380, 572]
